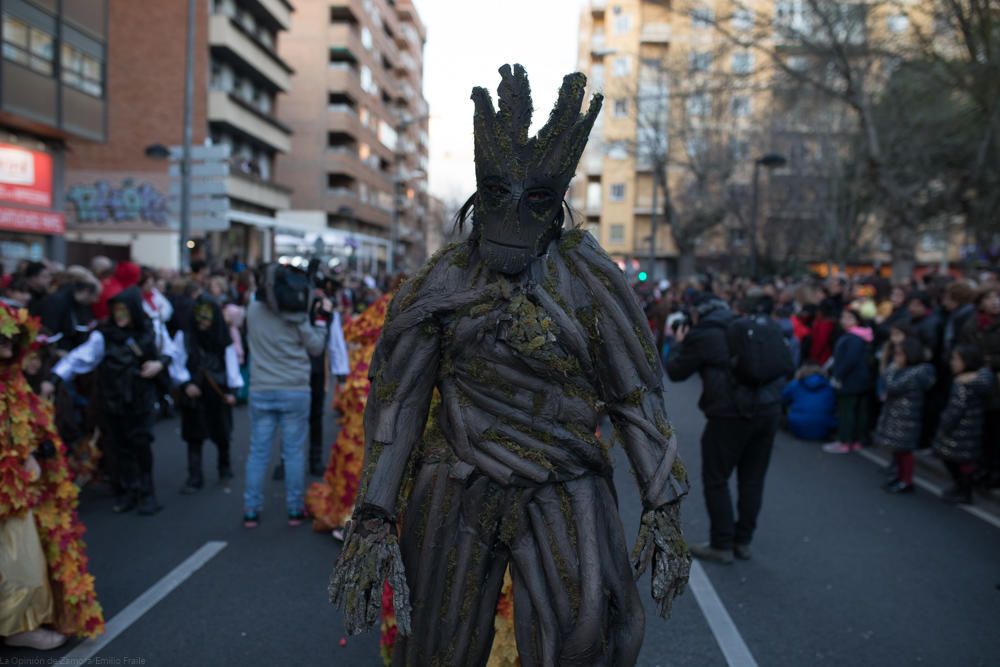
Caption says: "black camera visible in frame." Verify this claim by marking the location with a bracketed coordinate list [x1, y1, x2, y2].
[668, 310, 691, 334]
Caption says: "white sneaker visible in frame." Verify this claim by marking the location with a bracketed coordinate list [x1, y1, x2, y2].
[5, 627, 68, 650]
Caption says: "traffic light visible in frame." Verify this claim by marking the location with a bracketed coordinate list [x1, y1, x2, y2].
[637, 271, 648, 282]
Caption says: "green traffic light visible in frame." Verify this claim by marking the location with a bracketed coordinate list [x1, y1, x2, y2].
[638, 271, 648, 281]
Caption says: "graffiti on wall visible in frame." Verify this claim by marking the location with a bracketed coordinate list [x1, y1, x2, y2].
[66, 179, 169, 226]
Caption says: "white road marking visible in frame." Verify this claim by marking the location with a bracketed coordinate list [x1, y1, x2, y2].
[58, 541, 227, 664]
[856, 449, 1000, 530]
[688, 560, 760, 667]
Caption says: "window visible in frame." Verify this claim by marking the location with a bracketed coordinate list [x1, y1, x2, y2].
[729, 138, 750, 161]
[731, 51, 753, 75]
[610, 183, 626, 201]
[614, 13, 631, 34]
[361, 26, 373, 50]
[886, 14, 909, 34]
[607, 141, 628, 160]
[61, 44, 103, 97]
[685, 93, 710, 116]
[689, 51, 712, 72]
[685, 136, 706, 157]
[360, 65, 377, 95]
[613, 98, 628, 117]
[586, 182, 602, 209]
[609, 224, 625, 244]
[691, 6, 714, 28]
[612, 55, 630, 77]
[732, 8, 754, 30]
[731, 96, 751, 117]
[2, 15, 54, 75]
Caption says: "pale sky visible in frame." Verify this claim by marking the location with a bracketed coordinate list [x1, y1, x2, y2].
[413, 0, 588, 204]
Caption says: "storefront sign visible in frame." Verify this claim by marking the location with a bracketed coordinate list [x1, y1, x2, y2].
[0, 144, 53, 208]
[66, 179, 169, 226]
[0, 205, 65, 235]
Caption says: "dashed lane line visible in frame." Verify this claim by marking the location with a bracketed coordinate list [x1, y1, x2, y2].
[688, 560, 760, 667]
[57, 540, 228, 664]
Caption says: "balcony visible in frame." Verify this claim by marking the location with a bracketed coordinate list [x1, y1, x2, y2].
[208, 89, 292, 152]
[329, 0, 363, 24]
[324, 189, 392, 229]
[591, 32, 614, 57]
[226, 171, 292, 211]
[248, 0, 292, 30]
[640, 23, 671, 44]
[209, 15, 293, 91]
[328, 24, 364, 66]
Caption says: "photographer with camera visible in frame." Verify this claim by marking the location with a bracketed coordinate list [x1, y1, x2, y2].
[242, 264, 332, 529]
[666, 292, 793, 564]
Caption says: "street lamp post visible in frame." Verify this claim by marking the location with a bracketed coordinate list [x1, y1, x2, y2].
[178, 0, 196, 272]
[749, 153, 787, 280]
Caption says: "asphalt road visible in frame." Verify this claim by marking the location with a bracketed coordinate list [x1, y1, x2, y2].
[4, 377, 999, 666]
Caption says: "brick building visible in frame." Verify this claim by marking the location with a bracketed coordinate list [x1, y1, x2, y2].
[0, 0, 107, 271]
[64, 0, 301, 270]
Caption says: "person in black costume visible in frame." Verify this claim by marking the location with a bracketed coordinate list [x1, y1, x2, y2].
[47, 287, 188, 515]
[175, 296, 243, 492]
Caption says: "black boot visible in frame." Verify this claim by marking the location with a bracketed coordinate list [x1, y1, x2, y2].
[181, 442, 204, 495]
[941, 484, 973, 505]
[218, 441, 233, 481]
[137, 473, 163, 515]
[112, 490, 138, 513]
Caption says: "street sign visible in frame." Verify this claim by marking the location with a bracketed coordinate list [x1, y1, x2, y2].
[169, 143, 232, 232]
[168, 162, 229, 178]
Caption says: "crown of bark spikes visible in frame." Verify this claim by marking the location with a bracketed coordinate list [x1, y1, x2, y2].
[471, 64, 603, 187]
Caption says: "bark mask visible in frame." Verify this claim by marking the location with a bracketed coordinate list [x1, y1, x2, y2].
[471, 65, 602, 275]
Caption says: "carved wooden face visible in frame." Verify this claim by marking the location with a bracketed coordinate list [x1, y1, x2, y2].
[475, 175, 562, 275]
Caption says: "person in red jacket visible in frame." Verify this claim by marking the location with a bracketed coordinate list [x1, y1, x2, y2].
[808, 302, 837, 366]
[92, 261, 141, 321]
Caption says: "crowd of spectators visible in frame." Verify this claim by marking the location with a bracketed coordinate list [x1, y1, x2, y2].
[639, 268, 1000, 504]
[0, 255, 387, 514]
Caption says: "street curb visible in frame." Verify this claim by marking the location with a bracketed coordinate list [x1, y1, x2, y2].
[863, 446, 1000, 519]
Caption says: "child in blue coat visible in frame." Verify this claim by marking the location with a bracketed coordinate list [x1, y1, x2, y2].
[782, 363, 837, 441]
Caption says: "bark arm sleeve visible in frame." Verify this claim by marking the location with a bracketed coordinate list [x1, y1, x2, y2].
[568, 233, 688, 510]
[354, 297, 440, 520]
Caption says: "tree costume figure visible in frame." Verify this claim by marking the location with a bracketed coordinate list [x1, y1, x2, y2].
[0, 306, 104, 649]
[330, 65, 690, 666]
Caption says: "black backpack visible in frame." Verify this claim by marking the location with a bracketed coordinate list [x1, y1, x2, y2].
[727, 316, 795, 387]
[272, 265, 310, 313]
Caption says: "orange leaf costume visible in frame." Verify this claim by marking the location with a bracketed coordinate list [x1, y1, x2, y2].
[0, 306, 104, 639]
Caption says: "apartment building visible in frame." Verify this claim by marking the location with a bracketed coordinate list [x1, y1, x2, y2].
[278, 0, 430, 274]
[575, 0, 928, 279]
[0, 0, 107, 270]
[575, 0, 682, 280]
[64, 0, 299, 269]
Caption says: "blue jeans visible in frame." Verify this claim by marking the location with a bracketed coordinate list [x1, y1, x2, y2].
[244, 390, 310, 515]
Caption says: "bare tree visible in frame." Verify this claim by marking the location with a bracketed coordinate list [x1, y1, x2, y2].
[605, 39, 755, 278]
[681, 0, 955, 278]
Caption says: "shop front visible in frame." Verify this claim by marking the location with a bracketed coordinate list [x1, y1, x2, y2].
[0, 142, 65, 272]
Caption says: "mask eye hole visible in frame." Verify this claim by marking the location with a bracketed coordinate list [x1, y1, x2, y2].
[482, 181, 511, 198]
[524, 188, 556, 209]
